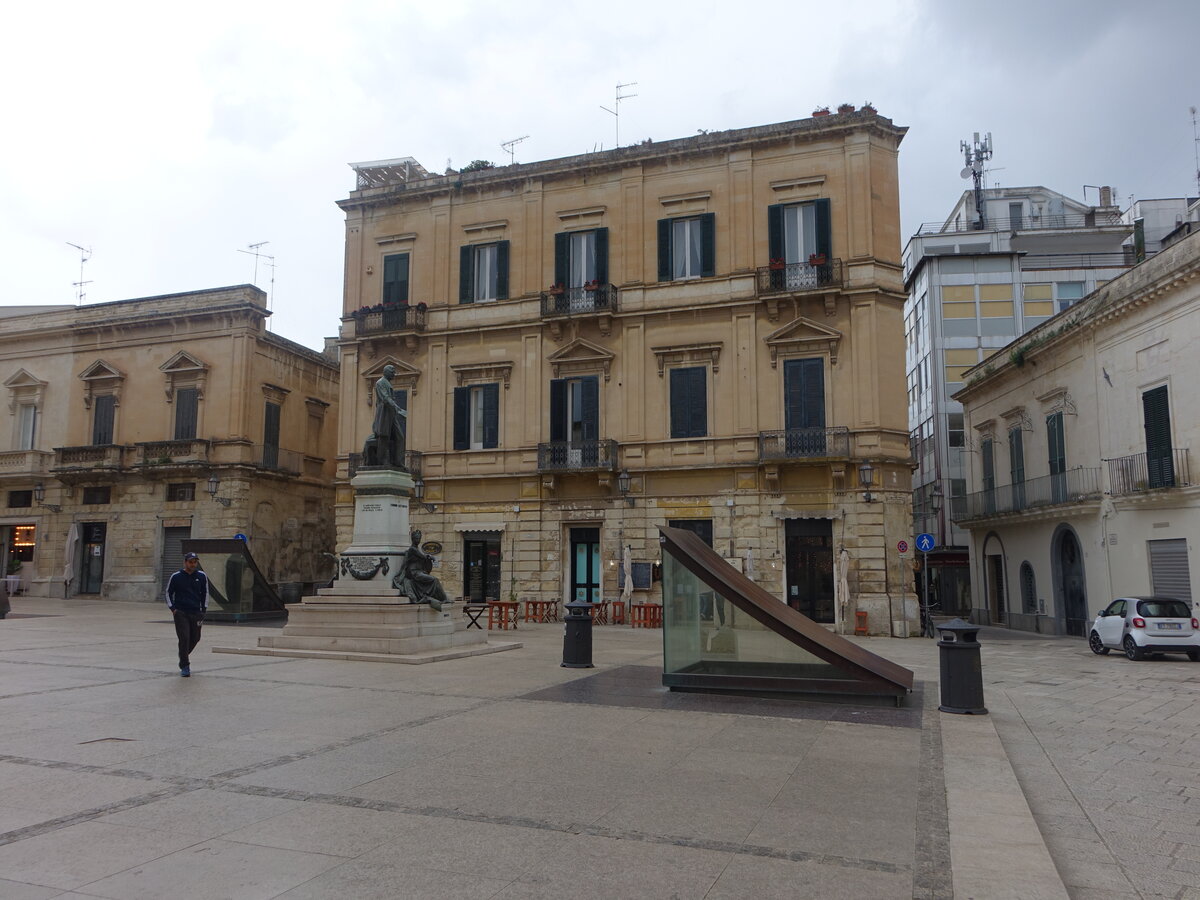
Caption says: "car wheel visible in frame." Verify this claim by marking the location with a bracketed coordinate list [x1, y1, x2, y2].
[1123, 636, 1145, 661]
[1187, 649, 1199, 662]
[1088, 631, 1109, 655]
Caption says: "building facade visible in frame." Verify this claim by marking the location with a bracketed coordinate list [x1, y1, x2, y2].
[336, 109, 917, 635]
[903, 185, 1134, 617]
[953, 231, 1200, 634]
[1, 286, 340, 602]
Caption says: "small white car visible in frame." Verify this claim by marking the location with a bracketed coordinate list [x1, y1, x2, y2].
[1089, 596, 1200, 661]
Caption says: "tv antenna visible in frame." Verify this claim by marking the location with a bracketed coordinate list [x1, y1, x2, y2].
[237, 241, 276, 323]
[501, 135, 530, 165]
[959, 131, 993, 228]
[1191, 106, 1199, 196]
[600, 81, 638, 148]
[66, 242, 92, 305]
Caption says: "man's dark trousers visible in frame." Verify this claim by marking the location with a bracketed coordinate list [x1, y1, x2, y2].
[173, 610, 202, 670]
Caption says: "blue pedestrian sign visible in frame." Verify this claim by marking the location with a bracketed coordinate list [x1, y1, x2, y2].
[916, 533, 936, 553]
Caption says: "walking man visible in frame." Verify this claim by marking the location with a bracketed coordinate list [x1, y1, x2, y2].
[166, 551, 208, 677]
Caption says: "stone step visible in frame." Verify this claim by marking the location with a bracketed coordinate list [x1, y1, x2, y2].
[212, 640, 522, 665]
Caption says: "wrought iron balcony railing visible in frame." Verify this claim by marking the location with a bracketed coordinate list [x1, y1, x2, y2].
[352, 304, 427, 335]
[347, 450, 423, 479]
[136, 440, 211, 466]
[539, 284, 618, 318]
[537, 439, 618, 473]
[917, 210, 1128, 235]
[758, 427, 850, 460]
[1106, 448, 1191, 496]
[953, 467, 1102, 522]
[756, 259, 843, 295]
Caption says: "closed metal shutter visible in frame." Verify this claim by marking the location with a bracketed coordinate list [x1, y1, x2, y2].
[1149, 539, 1191, 602]
[160, 526, 191, 592]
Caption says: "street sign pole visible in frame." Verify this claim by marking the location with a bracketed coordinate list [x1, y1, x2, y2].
[923, 546, 930, 637]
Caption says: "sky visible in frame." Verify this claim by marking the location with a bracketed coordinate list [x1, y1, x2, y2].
[3, 0, 1197, 351]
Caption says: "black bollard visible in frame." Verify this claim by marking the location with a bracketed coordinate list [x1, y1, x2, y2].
[561, 598, 595, 668]
[936, 618, 987, 714]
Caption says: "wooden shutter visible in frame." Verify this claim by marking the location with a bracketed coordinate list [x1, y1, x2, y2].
[453, 387, 469, 450]
[495, 240, 510, 300]
[594, 228, 609, 286]
[699, 213, 715, 277]
[1009, 428, 1024, 484]
[482, 383, 500, 449]
[784, 359, 825, 431]
[549, 379, 567, 442]
[1046, 413, 1065, 475]
[554, 232, 569, 287]
[767, 204, 784, 262]
[459, 245, 473, 303]
[383, 253, 409, 304]
[263, 401, 281, 468]
[92, 395, 115, 445]
[657, 219, 672, 281]
[580, 376, 599, 441]
[814, 198, 832, 259]
[1142, 386, 1173, 487]
[174, 388, 199, 441]
[669, 368, 688, 438]
[981, 440, 995, 491]
[670, 367, 706, 438]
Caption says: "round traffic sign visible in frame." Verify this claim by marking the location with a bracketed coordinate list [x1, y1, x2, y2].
[916, 533, 936, 553]
[897, 540, 909, 553]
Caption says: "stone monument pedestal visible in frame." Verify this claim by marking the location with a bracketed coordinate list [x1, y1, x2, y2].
[213, 468, 520, 664]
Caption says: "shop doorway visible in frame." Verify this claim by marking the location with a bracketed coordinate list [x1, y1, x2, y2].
[462, 533, 501, 602]
[784, 519, 834, 622]
[79, 522, 107, 595]
[569, 527, 600, 604]
[1054, 527, 1087, 636]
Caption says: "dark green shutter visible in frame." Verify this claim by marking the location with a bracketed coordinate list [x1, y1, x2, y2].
[459, 245, 474, 304]
[1047, 413, 1065, 476]
[594, 228, 609, 286]
[657, 218, 672, 281]
[549, 379, 567, 442]
[699, 213, 715, 277]
[263, 401, 281, 468]
[1143, 386, 1173, 487]
[670, 367, 706, 438]
[1009, 428, 1024, 484]
[482, 383, 499, 449]
[767, 204, 784, 262]
[554, 232, 569, 287]
[383, 253, 409, 304]
[174, 388, 199, 440]
[981, 440, 995, 492]
[453, 387, 469, 450]
[689, 367, 707, 437]
[580, 377, 599, 441]
[814, 199, 832, 259]
[495, 240, 510, 300]
[784, 359, 825, 430]
[669, 368, 688, 438]
[92, 395, 115, 445]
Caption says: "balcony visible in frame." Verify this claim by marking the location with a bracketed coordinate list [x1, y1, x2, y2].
[917, 210, 1127, 235]
[1106, 449, 1191, 496]
[52, 445, 126, 483]
[254, 445, 303, 475]
[953, 467, 1102, 523]
[352, 304, 427, 336]
[136, 439, 211, 471]
[758, 427, 850, 461]
[540, 285, 617, 338]
[0, 449, 53, 480]
[756, 259, 844, 296]
[537, 439, 619, 473]
[347, 450, 424, 479]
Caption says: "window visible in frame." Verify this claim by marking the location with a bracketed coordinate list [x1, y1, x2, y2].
[453, 383, 499, 450]
[82, 486, 111, 505]
[553, 229, 607, 294]
[92, 395, 116, 445]
[1009, 426, 1025, 508]
[550, 377, 600, 467]
[1142, 385, 1175, 488]
[1047, 412, 1066, 502]
[1055, 281, 1085, 312]
[16, 403, 37, 450]
[459, 241, 509, 303]
[1008, 202, 1024, 228]
[7, 490, 32, 508]
[667, 519, 714, 547]
[658, 214, 714, 281]
[767, 200, 832, 265]
[9, 524, 35, 561]
[669, 367, 707, 438]
[1019, 562, 1037, 615]
[174, 387, 199, 441]
[383, 253, 410, 305]
[167, 482, 195, 502]
[783, 358, 826, 454]
[981, 438, 995, 513]
[263, 401, 281, 468]
[948, 413, 964, 448]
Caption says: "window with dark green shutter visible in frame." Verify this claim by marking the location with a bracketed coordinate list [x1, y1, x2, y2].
[460, 241, 509, 303]
[1047, 412, 1066, 502]
[383, 253, 409, 305]
[1009, 426, 1025, 508]
[263, 401, 281, 468]
[553, 229, 606, 288]
[1142, 385, 1174, 488]
[658, 214, 715, 281]
[454, 384, 500, 449]
[669, 367, 707, 438]
[981, 438, 995, 512]
[92, 395, 115, 445]
[174, 388, 199, 441]
[783, 358, 825, 455]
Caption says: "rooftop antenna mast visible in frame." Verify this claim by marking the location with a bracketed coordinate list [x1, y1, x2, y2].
[1191, 106, 1199, 196]
[959, 132, 993, 229]
[600, 81, 638, 148]
[66, 242, 92, 305]
[237, 241, 276, 324]
[501, 135, 530, 165]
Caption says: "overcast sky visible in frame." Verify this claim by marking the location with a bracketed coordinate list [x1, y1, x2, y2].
[3, 0, 1197, 350]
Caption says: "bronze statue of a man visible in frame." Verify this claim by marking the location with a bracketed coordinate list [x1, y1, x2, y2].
[364, 365, 407, 467]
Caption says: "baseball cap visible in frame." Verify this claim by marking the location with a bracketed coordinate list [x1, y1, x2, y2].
[184, 552, 199, 560]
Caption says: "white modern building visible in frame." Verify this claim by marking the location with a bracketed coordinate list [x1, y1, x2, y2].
[903, 185, 1134, 617]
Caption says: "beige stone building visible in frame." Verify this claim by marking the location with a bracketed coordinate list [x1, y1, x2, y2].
[1, 286, 340, 602]
[336, 109, 917, 635]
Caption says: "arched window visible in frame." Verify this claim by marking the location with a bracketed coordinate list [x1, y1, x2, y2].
[1020, 562, 1038, 615]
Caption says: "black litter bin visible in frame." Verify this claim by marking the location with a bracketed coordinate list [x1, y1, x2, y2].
[936, 618, 987, 714]
[561, 598, 595, 669]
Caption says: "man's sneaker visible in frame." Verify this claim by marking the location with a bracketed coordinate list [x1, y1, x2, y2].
[180, 666, 191, 677]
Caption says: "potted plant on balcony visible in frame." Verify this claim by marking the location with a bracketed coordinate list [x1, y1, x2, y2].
[548, 282, 565, 296]
[837, 102, 855, 114]
[812, 106, 830, 117]
[808, 252, 828, 267]
[416, 302, 427, 312]
[583, 279, 600, 292]
[768, 257, 786, 271]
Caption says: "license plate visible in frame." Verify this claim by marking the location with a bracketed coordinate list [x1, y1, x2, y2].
[1157, 622, 1182, 630]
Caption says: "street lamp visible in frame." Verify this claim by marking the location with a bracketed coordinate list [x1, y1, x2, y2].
[206, 474, 232, 507]
[33, 482, 62, 513]
[857, 462, 875, 502]
[411, 476, 436, 512]
[617, 468, 633, 506]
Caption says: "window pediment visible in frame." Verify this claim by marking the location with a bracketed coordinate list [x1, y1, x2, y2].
[1037, 386, 1077, 416]
[547, 338, 615, 382]
[362, 357, 422, 404]
[4, 369, 47, 414]
[450, 361, 514, 389]
[763, 317, 843, 367]
[651, 343, 722, 377]
[159, 351, 209, 402]
[79, 359, 125, 408]
[261, 383, 291, 405]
